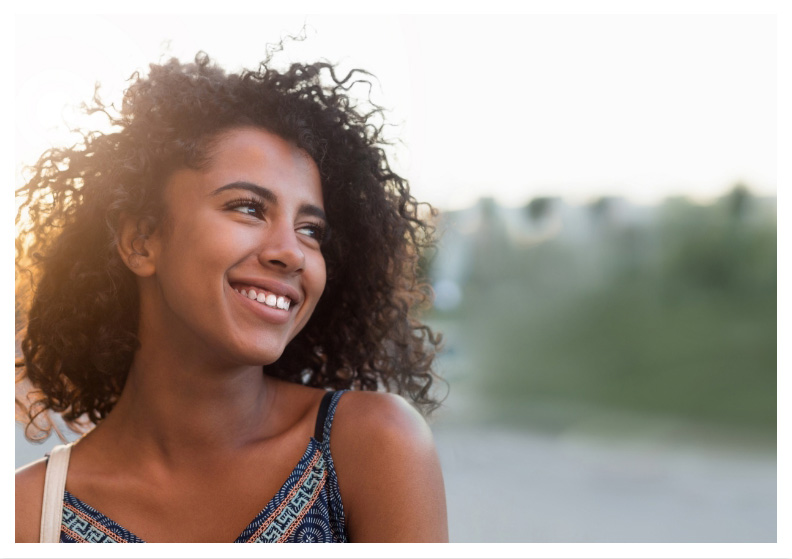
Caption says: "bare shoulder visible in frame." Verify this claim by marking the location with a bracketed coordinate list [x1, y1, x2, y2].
[332, 391, 433, 451]
[15, 458, 47, 543]
[330, 391, 448, 542]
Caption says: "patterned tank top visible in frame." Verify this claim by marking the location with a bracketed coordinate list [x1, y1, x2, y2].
[56, 390, 348, 543]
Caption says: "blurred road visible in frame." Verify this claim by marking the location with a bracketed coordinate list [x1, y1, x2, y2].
[432, 419, 775, 543]
[426, 315, 776, 543]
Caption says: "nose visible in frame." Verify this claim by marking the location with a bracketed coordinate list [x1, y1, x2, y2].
[257, 221, 305, 273]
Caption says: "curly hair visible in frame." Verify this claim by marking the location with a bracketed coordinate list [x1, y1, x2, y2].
[15, 50, 443, 441]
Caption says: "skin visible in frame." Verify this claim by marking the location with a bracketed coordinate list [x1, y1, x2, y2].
[15, 127, 448, 543]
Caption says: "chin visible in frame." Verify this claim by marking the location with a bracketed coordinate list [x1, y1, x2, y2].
[239, 350, 283, 368]
[212, 340, 283, 369]
[245, 344, 289, 368]
[220, 328, 301, 368]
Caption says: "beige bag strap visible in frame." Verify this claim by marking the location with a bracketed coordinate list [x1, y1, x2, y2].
[39, 443, 73, 543]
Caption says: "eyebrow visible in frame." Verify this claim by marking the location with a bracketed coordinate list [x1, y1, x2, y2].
[211, 181, 327, 222]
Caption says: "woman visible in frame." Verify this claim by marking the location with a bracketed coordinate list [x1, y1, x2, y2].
[15, 51, 447, 543]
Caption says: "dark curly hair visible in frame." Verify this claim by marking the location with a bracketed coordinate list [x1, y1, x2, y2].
[15, 50, 443, 441]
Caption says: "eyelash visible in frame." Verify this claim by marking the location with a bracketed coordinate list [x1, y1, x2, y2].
[297, 223, 328, 244]
[225, 196, 267, 219]
[224, 196, 328, 244]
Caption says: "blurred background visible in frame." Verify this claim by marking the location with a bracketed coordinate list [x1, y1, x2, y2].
[15, 11, 777, 543]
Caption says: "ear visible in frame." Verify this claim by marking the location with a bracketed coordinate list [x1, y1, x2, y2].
[117, 213, 160, 277]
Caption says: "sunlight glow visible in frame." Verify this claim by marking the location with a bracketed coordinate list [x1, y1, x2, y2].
[16, 14, 776, 211]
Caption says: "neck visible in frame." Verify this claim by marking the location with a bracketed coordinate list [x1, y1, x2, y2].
[89, 280, 288, 465]
[96, 342, 279, 465]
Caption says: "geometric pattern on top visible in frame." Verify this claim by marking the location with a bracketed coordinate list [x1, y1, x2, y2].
[60, 390, 349, 543]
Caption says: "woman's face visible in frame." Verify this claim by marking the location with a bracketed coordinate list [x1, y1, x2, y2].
[141, 127, 327, 368]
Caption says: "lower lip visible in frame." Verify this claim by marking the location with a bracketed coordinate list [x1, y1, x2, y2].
[232, 287, 293, 325]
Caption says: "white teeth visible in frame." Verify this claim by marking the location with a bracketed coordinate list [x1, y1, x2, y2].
[236, 285, 291, 310]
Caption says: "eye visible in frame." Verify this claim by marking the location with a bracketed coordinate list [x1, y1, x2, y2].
[296, 222, 328, 244]
[225, 197, 267, 219]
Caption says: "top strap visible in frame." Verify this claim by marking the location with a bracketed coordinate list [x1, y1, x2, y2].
[313, 390, 346, 443]
[40, 442, 73, 543]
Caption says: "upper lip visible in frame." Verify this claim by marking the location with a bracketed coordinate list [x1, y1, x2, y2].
[228, 277, 302, 306]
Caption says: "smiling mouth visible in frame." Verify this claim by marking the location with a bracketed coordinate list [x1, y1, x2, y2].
[233, 285, 292, 311]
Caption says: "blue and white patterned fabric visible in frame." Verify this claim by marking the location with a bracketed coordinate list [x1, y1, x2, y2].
[60, 390, 348, 543]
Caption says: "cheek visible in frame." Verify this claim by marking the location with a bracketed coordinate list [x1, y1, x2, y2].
[313, 256, 328, 298]
[299, 254, 327, 325]
[163, 213, 249, 263]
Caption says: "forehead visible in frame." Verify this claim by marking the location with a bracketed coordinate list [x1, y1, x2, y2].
[165, 127, 323, 207]
[210, 127, 320, 191]
[208, 128, 317, 176]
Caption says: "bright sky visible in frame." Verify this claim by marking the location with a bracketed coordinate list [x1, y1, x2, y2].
[15, 12, 777, 210]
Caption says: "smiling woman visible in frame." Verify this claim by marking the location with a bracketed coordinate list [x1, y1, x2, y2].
[134, 129, 328, 369]
[15, 50, 447, 543]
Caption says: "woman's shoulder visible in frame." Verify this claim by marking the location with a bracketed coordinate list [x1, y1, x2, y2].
[329, 391, 448, 542]
[15, 457, 48, 543]
[331, 390, 433, 448]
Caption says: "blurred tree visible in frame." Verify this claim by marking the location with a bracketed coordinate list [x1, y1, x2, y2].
[725, 182, 751, 222]
[526, 196, 556, 222]
[433, 187, 776, 432]
[468, 197, 511, 289]
[587, 196, 620, 228]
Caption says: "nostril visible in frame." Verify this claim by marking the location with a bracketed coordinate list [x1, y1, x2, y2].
[259, 236, 306, 272]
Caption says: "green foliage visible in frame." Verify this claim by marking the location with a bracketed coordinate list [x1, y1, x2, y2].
[525, 196, 557, 222]
[437, 187, 776, 432]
